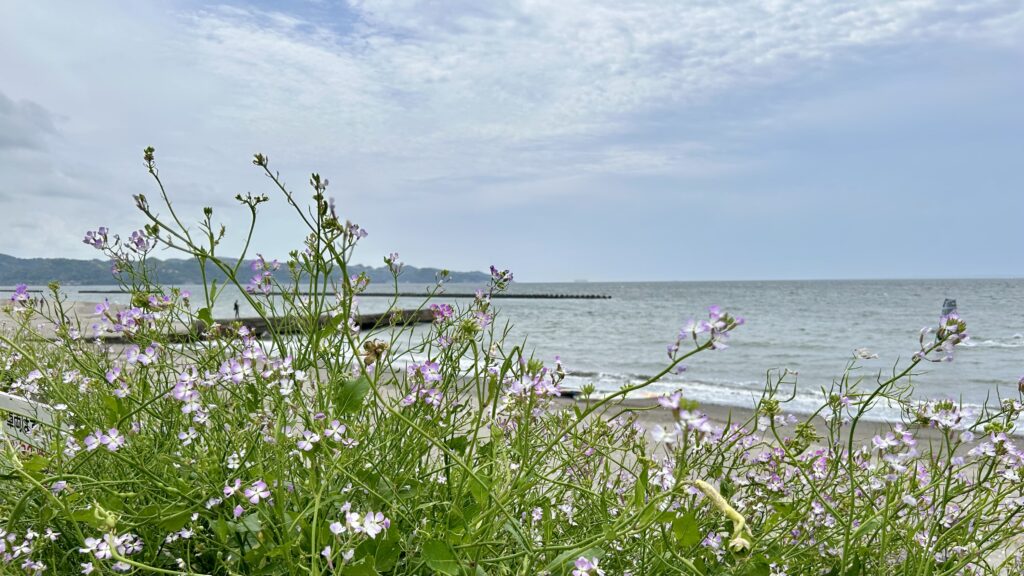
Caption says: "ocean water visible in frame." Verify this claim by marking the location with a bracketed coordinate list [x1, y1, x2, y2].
[40, 278, 1024, 414]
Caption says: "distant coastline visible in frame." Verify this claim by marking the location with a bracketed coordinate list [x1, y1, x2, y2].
[0, 253, 489, 286]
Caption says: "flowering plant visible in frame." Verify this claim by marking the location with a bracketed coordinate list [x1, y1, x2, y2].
[1, 149, 1022, 575]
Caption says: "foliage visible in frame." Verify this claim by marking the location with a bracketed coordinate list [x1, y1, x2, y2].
[1, 149, 1023, 575]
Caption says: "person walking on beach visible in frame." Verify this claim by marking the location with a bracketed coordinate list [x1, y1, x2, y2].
[233, 300, 240, 319]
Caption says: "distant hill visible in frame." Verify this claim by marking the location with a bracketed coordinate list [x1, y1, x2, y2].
[0, 254, 489, 286]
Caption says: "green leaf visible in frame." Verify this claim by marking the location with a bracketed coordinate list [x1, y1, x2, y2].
[209, 518, 230, 542]
[158, 506, 193, 532]
[542, 547, 604, 575]
[634, 462, 649, 507]
[342, 560, 379, 576]
[422, 539, 460, 575]
[469, 472, 491, 506]
[446, 435, 469, 454]
[742, 560, 771, 576]
[335, 376, 371, 414]
[99, 493, 124, 512]
[374, 533, 401, 571]
[772, 501, 794, 517]
[719, 477, 735, 500]
[70, 507, 107, 530]
[22, 455, 50, 472]
[7, 492, 32, 530]
[234, 513, 263, 534]
[318, 313, 347, 339]
[198, 307, 214, 328]
[853, 516, 882, 541]
[673, 510, 701, 548]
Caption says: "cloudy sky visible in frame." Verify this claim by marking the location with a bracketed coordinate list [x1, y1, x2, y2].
[1, 1, 1021, 281]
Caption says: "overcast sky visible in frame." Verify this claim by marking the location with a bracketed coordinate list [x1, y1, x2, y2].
[1, 1, 1021, 281]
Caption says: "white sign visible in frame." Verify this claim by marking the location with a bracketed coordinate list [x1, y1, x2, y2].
[0, 391, 56, 449]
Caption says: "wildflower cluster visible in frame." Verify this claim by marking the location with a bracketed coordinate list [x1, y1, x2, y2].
[1, 149, 1021, 575]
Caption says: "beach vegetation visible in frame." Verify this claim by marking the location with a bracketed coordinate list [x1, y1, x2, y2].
[1, 149, 1022, 575]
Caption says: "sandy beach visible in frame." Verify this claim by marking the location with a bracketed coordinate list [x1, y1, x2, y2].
[2, 299, 944, 448]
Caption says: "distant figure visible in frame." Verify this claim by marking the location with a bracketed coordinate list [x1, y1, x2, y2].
[942, 298, 957, 317]
[233, 300, 240, 319]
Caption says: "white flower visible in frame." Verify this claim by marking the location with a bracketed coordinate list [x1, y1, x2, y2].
[651, 424, 678, 444]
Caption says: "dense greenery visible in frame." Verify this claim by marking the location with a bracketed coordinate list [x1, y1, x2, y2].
[1, 149, 1022, 575]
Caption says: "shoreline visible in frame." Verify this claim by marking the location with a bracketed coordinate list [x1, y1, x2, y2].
[553, 394, 956, 445]
[2, 300, 1005, 445]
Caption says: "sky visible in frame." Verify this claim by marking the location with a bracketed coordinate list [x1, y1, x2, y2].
[1, 0, 1022, 282]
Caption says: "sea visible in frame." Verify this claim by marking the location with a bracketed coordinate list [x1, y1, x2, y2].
[27, 279, 1024, 418]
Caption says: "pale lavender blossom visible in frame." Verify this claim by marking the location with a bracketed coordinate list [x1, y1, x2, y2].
[572, 556, 605, 576]
[223, 479, 241, 498]
[83, 428, 125, 452]
[872, 433, 900, 451]
[10, 284, 30, 304]
[297, 430, 320, 452]
[658, 392, 682, 410]
[82, 227, 109, 249]
[244, 480, 270, 504]
[430, 303, 455, 322]
[361, 512, 390, 539]
[177, 427, 198, 446]
[325, 420, 347, 442]
[127, 229, 152, 252]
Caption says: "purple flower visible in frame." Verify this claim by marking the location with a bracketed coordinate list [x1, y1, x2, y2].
[79, 537, 111, 560]
[177, 427, 198, 446]
[104, 366, 122, 385]
[489, 265, 513, 286]
[244, 480, 270, 504]
[127, 230, 152, 252]
[658, 392, 682, 411]
[385, 252, 403, 274]
[325, 420, 347, 442]
[245, 254, 279, 294]
[572, 557, 604, 576]
[219, 358, 250, 384]
[430, 303, 455, 322]
[83, 428, 125, 452]
[82, 227, 109, 250]
[345, 220, 368, 239]
[224, 479, 241, 497]
[361, 512, 390, 539]
[407, 361, 442, 383]
[10, 283, 30, 304]
[422, 388, 443, 407]
[296, 430, 320, 451]
[680, 318, 706, 338]
[872, 433, 900, 451]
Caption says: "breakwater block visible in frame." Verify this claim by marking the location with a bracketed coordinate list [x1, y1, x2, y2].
[193, 308, 434, 338]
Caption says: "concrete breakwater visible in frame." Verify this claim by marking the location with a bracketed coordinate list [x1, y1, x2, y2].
[195, 308, 433, 340]
[1, 301, 432, 344]
[75, 289, 612, 300]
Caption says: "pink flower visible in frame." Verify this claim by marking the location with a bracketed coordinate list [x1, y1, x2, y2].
[244, 480, 270, 504]
[572, 557, 605, 576]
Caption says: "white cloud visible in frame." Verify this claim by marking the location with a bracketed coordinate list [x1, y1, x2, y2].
[181, 0, 1022, 173]
[0, 0, 1021, 277]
